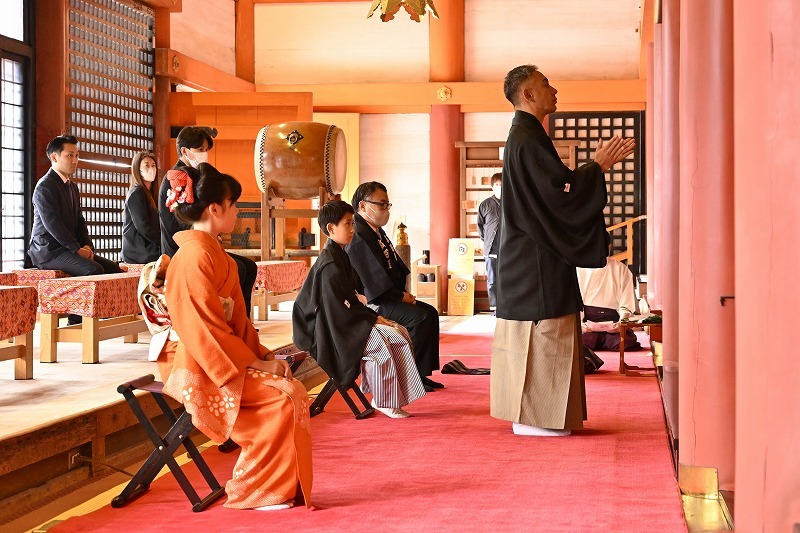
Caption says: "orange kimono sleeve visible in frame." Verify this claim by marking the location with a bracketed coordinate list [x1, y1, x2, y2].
[167, 243, 257, 387]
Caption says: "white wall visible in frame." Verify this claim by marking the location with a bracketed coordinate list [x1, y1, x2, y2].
[464, 0, 641, 81]
[359, 114, 430, 259]
[464, 112, 515, 142]
[171, 0, 236, 75]
[254, 3, 430, 84]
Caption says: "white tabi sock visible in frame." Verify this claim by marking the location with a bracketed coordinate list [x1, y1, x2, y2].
[512, 422, 571, 437]
[253, 501, 294, 511]
[371, 400, 411, 418]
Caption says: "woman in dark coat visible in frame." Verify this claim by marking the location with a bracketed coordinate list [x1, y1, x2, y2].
[122, 152, 161, 264]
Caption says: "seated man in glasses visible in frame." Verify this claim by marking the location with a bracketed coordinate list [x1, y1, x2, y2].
[345, 182, 443, 392]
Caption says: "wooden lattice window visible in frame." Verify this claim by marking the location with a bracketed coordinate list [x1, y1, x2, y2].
[66, 0, 154, 259]
[549, 112, 646, 273]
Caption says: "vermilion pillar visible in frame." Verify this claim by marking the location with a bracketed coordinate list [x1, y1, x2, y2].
[153, 7, 172, 172]
[428, 106, 463, 283]
[428, 0, 464, 301]
[733, 0, 800, 529]
[650, 25, 663, 309]
[660, 0, 680, 416]
[677, 0, 735, 490]
[645, 41, 656, 307]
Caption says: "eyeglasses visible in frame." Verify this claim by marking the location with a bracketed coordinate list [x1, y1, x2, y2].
[363, 200, 392, 210]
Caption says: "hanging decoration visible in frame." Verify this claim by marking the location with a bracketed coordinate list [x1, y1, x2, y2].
[367, 0, 439, 23]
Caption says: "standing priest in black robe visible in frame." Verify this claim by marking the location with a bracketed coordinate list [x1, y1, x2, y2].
[491, 65, 635, 437]
[346, 182, 443, 392]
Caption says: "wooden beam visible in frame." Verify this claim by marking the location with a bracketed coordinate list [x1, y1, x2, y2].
[639, 0, 656, 78]
[139, 0, 182, 11]
[258, 79, 647, 113]
[155, 48, 256, 92]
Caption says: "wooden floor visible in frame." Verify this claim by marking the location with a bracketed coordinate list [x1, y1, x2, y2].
[0, 307, 297, 441]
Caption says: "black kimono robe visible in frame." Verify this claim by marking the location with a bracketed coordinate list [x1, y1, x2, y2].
[292, 239, 378, 386]
[345, 213, 410, 305]
[496, 110, 609, 322]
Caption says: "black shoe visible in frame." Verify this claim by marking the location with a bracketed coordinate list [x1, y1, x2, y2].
[421, 376, 444, 389]
[423, 384, 435, 393]
[67, 314, 82, 326]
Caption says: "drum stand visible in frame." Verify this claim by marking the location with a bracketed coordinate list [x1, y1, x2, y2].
[261, 186, 339, 260]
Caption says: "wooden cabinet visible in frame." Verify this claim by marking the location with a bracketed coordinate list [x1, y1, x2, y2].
[455, 140, 580, 311]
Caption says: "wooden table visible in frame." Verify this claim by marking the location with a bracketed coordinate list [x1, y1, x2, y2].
[619, 320, 662, 376]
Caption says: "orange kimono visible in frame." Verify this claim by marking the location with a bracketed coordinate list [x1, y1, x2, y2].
[162, 230, 312, 509]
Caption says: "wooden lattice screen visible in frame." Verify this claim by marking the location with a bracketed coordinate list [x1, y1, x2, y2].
[66, 0, 154, 259]
[549, 111, 646, 273]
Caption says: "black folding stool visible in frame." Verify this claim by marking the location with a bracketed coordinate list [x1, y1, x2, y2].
[112, 374, 226, 512]
[310, 378, 375, 419]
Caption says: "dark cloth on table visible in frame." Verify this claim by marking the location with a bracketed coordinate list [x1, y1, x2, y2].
[293, 239, 377, 386]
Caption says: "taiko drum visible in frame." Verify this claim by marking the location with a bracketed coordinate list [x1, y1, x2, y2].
[254, 122, 346, 199]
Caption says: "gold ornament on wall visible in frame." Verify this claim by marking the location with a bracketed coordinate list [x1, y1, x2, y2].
[436, 85, 452, 102]
[367, 0, 439, 23]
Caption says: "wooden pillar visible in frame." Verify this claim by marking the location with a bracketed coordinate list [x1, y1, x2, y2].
[429, 105, 462, 281]
[34, 0, 67, 177]
[645, 41, 655, 306]
[427, 0, 464, 303]
[428, 0, 464, 82]
[660, 0, 680, 392]
[650, 25, 663, 309]
[733, 0, 800, 529]
[235, 0, 255, 83]
[677, 0, 735, 491]
[153, 7, 173, 172]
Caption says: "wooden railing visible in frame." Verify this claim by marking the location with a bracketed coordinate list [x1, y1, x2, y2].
[607, 215, 646, 264]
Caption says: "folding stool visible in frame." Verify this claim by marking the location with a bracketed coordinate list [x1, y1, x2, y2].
[310, 378, 375, 419]
[112, 374, 226, 512]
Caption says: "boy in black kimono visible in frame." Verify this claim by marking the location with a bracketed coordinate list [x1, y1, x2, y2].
[292, 201, 425, 418]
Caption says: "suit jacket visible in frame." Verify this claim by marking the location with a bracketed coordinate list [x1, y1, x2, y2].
[477, 194, 501, 256]
[292, 239, 377, 386]
[497, 110, 609, 322]
[122, 184, 161, 264]
[28, 168, 92, 265]
[345, 214, 410, 305]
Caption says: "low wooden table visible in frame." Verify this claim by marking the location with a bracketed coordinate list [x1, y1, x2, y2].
[619, 320, 662, 376]
[38, 273, 148, 364]
[0, 286, 38, 379]
[252, 260, 308, 320]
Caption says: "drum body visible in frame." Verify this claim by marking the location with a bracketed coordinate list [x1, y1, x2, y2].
[254, 122, 347, 199]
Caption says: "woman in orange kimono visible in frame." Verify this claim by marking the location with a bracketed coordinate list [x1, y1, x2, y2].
[160, 163, 312, 510]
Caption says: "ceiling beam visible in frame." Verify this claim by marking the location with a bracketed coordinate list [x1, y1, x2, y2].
[257, 79, 646, 113]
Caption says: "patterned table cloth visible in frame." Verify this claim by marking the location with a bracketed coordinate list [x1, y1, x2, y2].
[13, 268, 70, 287]
[38, 273, 141, 318]
[120, 263, 146, 276]
[0, 286, 37, 338]
[0, 273, 17, 285]
[254, 260, 308, 293]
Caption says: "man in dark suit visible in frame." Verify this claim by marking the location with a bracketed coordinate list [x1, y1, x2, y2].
[29, 135, 122, 323]
[346, 182, 443, 392]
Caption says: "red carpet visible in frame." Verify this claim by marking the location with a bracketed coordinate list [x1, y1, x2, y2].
[53, 323, 685, 532]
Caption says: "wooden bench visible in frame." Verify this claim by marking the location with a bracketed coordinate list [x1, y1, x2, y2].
[251, 260, 308, 321]
[37, 272, 148, 364]
[0, 285, 38, 379]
